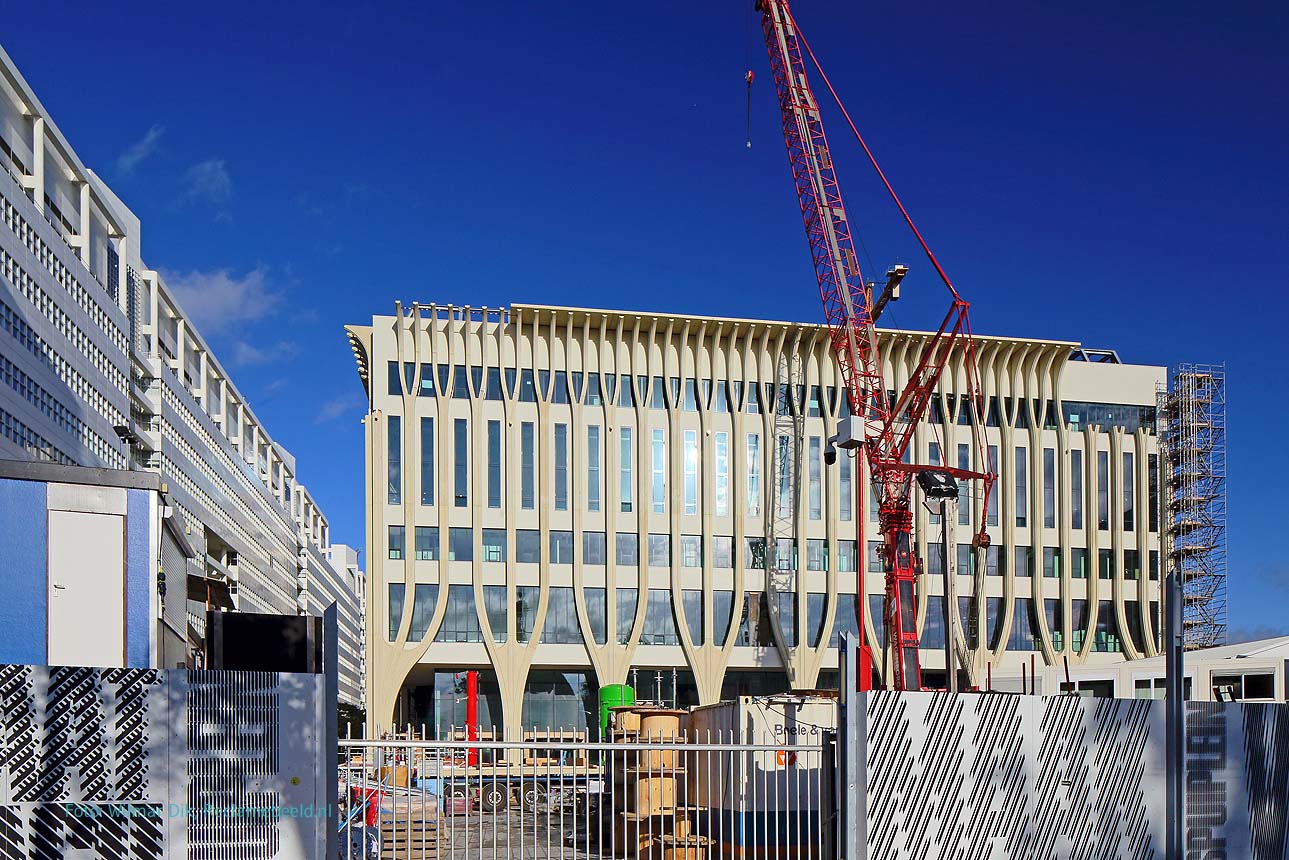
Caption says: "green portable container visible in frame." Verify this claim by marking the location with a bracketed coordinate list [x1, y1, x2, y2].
[599, 683, 635, 737]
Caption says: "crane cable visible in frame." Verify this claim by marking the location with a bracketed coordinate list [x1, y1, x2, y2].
[785, 6, 961, 303]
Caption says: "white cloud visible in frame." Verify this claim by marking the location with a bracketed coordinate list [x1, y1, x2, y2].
[161, 266, 282, 334]
[231, 340, 296, 367]
[315, 392, 367, 424]
[180, 157, 233, 205]
[116, 125, 164, 177]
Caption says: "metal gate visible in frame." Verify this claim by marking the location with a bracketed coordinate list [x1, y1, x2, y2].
[338, 730, 828, 860]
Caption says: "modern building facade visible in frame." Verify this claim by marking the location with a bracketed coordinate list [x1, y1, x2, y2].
[349, 302, 1168, 738]
[0, 44, 363, 704]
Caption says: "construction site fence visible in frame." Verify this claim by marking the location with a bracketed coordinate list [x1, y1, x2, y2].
[338, 733, 831, 860]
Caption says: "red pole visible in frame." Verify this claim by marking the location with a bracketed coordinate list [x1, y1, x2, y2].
[466, 671, 479, 766]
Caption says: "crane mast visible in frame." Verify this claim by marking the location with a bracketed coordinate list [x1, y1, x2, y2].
[757, 0, 995, 691]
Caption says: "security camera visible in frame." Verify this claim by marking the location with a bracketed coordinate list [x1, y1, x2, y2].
[824, 437, 838, 467]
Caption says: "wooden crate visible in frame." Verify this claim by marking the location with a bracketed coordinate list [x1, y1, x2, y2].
[379, 814, 438, 860]
[614, 775, 676, 815]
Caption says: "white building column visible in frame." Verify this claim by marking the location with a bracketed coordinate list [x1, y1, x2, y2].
[76, 181, 90, 264]
[22, 115, 45, 211]
[114, 235, 129, 315]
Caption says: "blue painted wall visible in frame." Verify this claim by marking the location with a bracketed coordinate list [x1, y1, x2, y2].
[0, 477, 47, 665]
[125, 488, 152, 668]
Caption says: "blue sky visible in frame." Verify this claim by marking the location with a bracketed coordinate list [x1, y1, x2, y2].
[5, 1, 1286, 639]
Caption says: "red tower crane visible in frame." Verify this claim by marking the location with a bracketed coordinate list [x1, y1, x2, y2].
[756, 0, 996, 691]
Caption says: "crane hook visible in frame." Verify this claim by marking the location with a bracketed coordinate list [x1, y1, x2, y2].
[745, 70, 755, 148]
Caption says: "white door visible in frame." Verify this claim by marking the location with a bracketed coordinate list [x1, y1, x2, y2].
[48, 509, 125, 667]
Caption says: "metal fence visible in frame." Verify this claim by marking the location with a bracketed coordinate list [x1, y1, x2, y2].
[338, 732, 830, 860]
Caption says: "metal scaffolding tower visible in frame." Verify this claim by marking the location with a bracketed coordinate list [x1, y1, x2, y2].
[1157, 363, 1227, 649]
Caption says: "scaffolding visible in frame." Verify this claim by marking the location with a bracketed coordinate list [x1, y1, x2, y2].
[1157, 363, 1227, 649]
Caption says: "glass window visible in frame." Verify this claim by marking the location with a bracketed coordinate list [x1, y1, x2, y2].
[485, 367, 503, 401]
[681, 535, 702, 567]
[519, 369, 536, 402]
[777, 591, 797, 648]
[987, 444, 998, 526]
[588, 426, 601, 512]
[776, 434, 793, 518]
[746, 537, 767, 570]
[516, 587, 538, 643]
[713, 535, 733, 569]
[715, 432, 729, 517]
[683, 590, 703, 644]
[617, 375, 634, 408]
[837, 540, 857, 572]
[683, 379, 698, 412]
[481, 528, 506, 562]
[388, 525, 405, 560]
[648, 533, 670, 567]
[1093, 600, 1121, 652]
[1099, 549, 1113, 580]
[839, 450, 853, 521]
[453, 418, 468, 507]
[806, 539, 828, 571]
[986, 544, 1003, 576]
[1015, 446, 1027, 527]
[1009, 597, 1036, 651]
[521, 422, 535, 510]
[387, 361, 403, 396]
[516, 529, 540, 563]
[652, 429, 666, 513]
[448, 527, 472, 561]
[1043, 547, 1060, 577]
[957, 444, 970, 525]
[1071, 449, 1083, 530]
[387, 584, 405, 640]
[1123, 452, 1135, 531]
[684, 430, 698, 515]
[1072, 547, 1088, 579]
[616, 532, 638, 566]
[714, 590, 735, 643]
[926, 543, 944, 576]
[831, 593, 860, 649]
[641, 589, 679, 645]
[585, 374, 602, 407]
[487, 420, 502, 509]
[387, 416, 401, 504]
[1071, 599, 1089, 652]
[746, 433, 761, 517]
[409, 584, 438, 641]
[421, 417, 434, 505]
[1043, 448, 1055, 528]
[808, 437, 822, 520]
[651, 376, 667, 410]
[1148, 453, 1159, 533]
[616, 588, 638, 644]
[484, 585, 507, 642]
[414, 526, 438, 561]
[620, 427, 633, 512]
[540, 588, 582, 644]
[1044, 599, 1063, 651]
[1124, 549, 1140, 580]
[922, 596, 946, 651]
[774, 538, 797, 571]
[550, 530, 574, 564]
[1097, 450, 1109, 530]
[583, 531, 607, 565]
[452, 365, 470, 399]
[586, 588, 607, 645]
[1061, 402, 1156, 434]
[435, 585, 482, 643]
[1014, 545, 1033, 577]
[555, 423, 569, 512]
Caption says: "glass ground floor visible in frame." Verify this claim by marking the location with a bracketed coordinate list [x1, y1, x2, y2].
[394, 666, 799, 737]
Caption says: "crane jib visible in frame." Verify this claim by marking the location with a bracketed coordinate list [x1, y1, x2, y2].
[757, 0, 996, 693]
